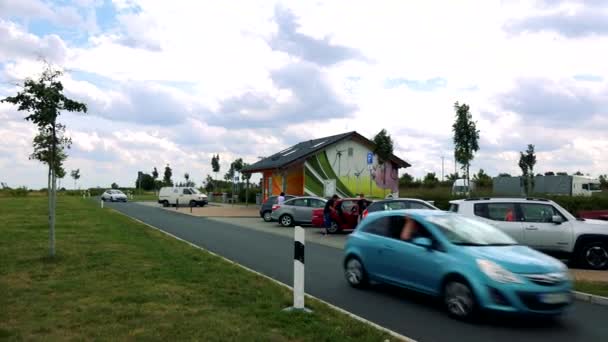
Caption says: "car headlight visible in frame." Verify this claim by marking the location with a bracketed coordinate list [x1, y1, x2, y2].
[477, 259, 523, 284]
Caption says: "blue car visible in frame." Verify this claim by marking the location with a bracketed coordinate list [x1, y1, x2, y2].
[343, 210, 573, 319]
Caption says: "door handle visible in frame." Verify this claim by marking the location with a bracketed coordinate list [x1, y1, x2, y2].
[525, 226, 538, 230]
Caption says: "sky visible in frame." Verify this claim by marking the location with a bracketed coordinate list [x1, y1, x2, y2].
[1, 0, 607, 189]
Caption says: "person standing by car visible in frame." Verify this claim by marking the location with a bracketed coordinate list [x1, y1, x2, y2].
[277, 192, 286, 205]
[357, 193, 368, 224]
[324, 195, 339, 233]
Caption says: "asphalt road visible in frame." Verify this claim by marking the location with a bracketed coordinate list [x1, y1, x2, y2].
[106, 202, 608, 342]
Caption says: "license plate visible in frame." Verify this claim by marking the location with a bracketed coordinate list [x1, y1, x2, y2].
[539, 293, 569, 304]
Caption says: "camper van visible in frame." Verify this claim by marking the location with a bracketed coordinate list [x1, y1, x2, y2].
[158, 187, 208, 207]
[452, 178, 476, 196]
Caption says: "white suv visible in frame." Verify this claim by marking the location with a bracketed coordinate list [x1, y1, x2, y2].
[449, 197, 608, 270]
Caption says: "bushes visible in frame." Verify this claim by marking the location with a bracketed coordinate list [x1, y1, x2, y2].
[9, 187, 29, 197]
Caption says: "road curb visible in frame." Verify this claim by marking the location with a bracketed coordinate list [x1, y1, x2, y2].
[108, 208, 416, 342]
[573, 291, 608, 306]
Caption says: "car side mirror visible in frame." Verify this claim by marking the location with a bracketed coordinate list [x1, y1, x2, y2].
[412, 237, 433, 249]
[552, 215, 564, 224]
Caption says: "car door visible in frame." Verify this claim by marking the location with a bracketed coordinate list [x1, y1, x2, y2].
[306, 199, 326, 224]
[340, 200, 360, 230]
[382, 216, 444, 294]
[357, 216, 394, 282]
[472, 202, 524, 241]
[290, 199, 309, 222]
[519, 203, 573, 252]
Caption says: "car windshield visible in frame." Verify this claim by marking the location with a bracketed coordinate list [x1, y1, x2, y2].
[111, 190, 124, 195]
[589, 183, 601, 191]
[190, 188, 200, 194]
[427, 215, 517, 246]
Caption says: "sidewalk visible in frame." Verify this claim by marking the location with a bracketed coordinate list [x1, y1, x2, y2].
[571, 269, 608, 283]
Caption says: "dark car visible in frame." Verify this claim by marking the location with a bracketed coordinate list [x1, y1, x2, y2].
[259, 195, 297, 222]
[312, 198, 373, 234]
[362, 198, 438, 219]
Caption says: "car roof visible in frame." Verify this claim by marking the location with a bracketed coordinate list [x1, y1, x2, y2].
[449, 197, 554, 204]
[365, 209, 450, 220]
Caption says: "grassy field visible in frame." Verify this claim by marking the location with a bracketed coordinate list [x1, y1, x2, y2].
[0, 196, 392, 341]
[575, 281, 608, 298]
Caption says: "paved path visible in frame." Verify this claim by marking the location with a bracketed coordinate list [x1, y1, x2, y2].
[106, 202, 608, 342]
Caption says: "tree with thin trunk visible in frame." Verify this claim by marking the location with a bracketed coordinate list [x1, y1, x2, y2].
[241, 163, 252, 205]
[212, 154, 220, 190]
[518, 144, 536, 195]
[152, 167, 159, 193]
[184, 172, 191, 187]
[372, 129, 394, 197]
[71, 169, 81, 190]
[163, 164, 173, 186]
[452, 102, 480, 196]
[2, 64, 87, 257]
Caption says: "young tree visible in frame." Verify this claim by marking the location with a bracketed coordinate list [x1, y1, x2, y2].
[152, 167, 159, 193]
[599, 175, 607, 189]
[446, 172, 461, 182]
[184, 172, 191, 187]
[373, 129, 395, 196]
[163, 164, 173, 186]
[30, 124, 70, 197]
[212, 154, 220, 188]
[2, 65, 87, 257]
[205, 174, 215, 192]
[70, 169, 81, 190]
[111, 182, 119, 189]
[518, 144, 536, 195]
[241, 162, 252, 205]
[452, 102, 480, 195]
[574, 171, 584, 176]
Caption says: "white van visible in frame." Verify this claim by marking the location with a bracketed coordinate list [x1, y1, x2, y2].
[158, 187, 208, 207]
[452, 178, 476, 196]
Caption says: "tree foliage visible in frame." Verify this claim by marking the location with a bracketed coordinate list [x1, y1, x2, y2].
[422, 172, 439, 188]
[372, 129, 394, 164]
[399, 173, 414, 187]
[545, 171, 555, 176]
[212, 154, 220, 173]
[111, 182, 119, 189]
[498, 173, 511, 177]
[518, 144, 536, 195]
[163, 164, 173, 186]
[452, 102, 480, 192]
[600, 175, 607, 189]
[472, 169, 492, 187]
[152, 167, 159, 180]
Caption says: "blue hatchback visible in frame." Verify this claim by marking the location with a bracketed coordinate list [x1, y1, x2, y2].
[343, 210, 573, 319]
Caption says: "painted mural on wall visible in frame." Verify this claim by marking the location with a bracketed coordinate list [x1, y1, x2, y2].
[304, 139, 400, 198]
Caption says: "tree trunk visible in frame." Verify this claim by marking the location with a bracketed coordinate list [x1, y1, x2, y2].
[466, 164, 471, 198]
[245, 180, 249, 206]
[47, 165, 52, 256]
[49, 122, 57, 258]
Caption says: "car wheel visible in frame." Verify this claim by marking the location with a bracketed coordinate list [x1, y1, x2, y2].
[162, 200, 169, 207]
[344, 257, 368, 288]
[110, 197, 115, 202]
[262, 211, 272, 222]
[579, 242, 608, 270]
[189, 200, 196, 207]
[326, 221, 340, 234]
[444, 280, 476, 320]
[280, 215, 293, 227]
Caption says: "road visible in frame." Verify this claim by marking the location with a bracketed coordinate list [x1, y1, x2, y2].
[106, 202, 608, 342]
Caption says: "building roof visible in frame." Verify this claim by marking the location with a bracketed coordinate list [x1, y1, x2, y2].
[242, 131, 410, 173]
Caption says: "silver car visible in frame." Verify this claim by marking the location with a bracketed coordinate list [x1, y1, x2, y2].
[101, 189, 128, 202]
[271, 196, 327, 227]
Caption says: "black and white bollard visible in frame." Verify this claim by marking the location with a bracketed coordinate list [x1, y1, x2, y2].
[284, 226, 312, 313]
[100, 199, 104, 208]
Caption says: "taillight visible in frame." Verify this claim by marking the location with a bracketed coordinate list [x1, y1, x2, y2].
[362, 209, 368, 219]
[272, 205, 280, 211]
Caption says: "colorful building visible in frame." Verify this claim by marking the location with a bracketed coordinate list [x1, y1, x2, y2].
[241, 131, 411, 200]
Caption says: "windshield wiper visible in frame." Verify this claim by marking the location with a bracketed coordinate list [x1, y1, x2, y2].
[453, 242, 518, 246]
[453, 242, 486, 246]
[484, 243, 518, 246]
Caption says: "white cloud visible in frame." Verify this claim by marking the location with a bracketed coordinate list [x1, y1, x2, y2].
[1, 0, 608, 189]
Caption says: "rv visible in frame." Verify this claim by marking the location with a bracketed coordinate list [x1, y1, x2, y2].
[452, 178, 476, 196]
[493, 175, 601, 197]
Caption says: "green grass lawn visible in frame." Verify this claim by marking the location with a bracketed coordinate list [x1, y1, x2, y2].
[0, 197, 392, 341]
[575, 281, 608, 297]
[131, 193, 158, 201]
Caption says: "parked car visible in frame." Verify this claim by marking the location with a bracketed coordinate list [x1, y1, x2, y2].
[362, 198, 438, 219]
[158, 187, 208, 207]
[449, 197, 608, 270]
[312, 198, 373, 233]
[577, 210, 608, 221]
[271, 196, 327, 227]
[343, 210, 572, 319]
[101, 189, 128, 202]
[259, 195, 297, 222]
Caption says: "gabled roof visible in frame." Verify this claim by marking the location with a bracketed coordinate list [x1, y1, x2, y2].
[242, 131, 410, 173]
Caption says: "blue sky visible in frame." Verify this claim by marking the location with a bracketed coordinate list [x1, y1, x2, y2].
[1, 0, 607, 189]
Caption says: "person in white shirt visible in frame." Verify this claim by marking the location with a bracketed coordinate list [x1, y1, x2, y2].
[277, 192, 286, 205]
